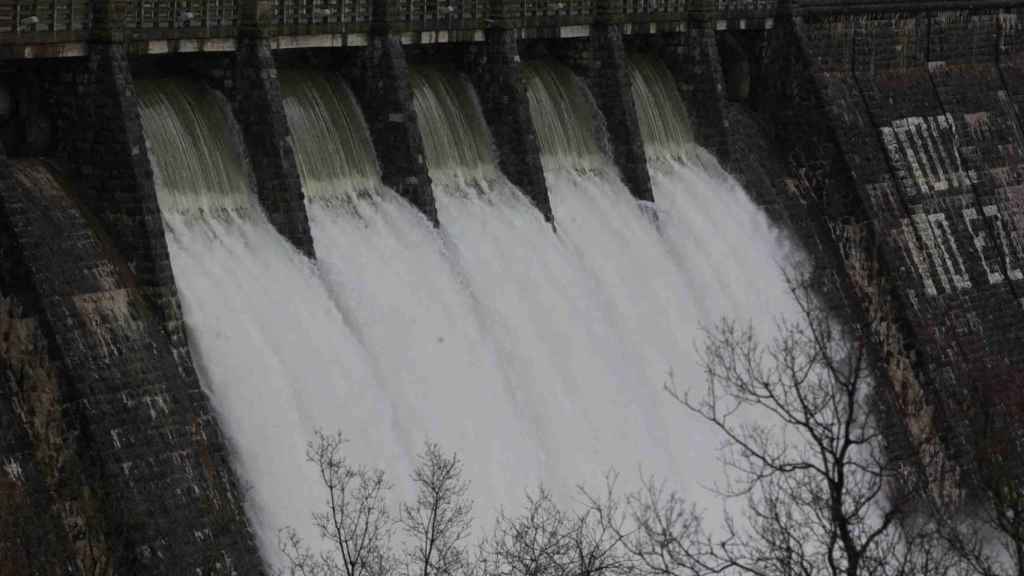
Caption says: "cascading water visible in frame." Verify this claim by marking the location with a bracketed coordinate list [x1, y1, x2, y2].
[138, 59, 797, 567]
[137, 78, 391, 559]
[410, 68, 497, 181]
[522, 62, 607, 171]
[626, 55, 791, 314]
[518, 60, 798, 512]
[627, 55, 694, 163]
[406, 67, 693, 498]
[278, 72, 380, 207]
[281, 69, 541, 515]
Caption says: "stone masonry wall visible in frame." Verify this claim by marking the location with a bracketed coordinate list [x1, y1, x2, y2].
[927, 11, 1024, 438]
[0, 147, 78, 575]
[39, 44, 185, 348]
[461, 30, 554, 221]
[733, 16, 950, 496]
[9, 43, 265, 573]
[342, 38, 439, 224]
[767, 9, 1024, 485]
[206, 36, 318, 258]
[0, 155, 263, 573]
[549, 25, 656, 202]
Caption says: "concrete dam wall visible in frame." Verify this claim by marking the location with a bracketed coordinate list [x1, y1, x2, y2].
[2, 0, 1024, 572]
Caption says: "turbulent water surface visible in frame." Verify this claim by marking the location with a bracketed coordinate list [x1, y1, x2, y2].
[137, 61, 796, 566]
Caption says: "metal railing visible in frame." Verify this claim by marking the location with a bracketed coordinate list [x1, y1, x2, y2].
[380, 0, 488, 29]
[122, 0, 237, 34]
[0, 0, 795, 45]
[519, 0, 593, 26]
[1, 0, 91, 38]
[621, 0, 686, 21]
[717, 0, 775, 17]
[271, 0, 370, 33]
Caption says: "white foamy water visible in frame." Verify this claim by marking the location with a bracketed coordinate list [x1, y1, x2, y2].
[139, 79, 402, 559]
[137, 58, 797, 568]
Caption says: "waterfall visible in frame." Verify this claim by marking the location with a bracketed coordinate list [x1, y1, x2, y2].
[278, 71, 381, 208]
[522, 61, 606, 171]
[136, 79, 253, 216]
[627, 54, 694, 163]
[136, 60, 797, 567]
[282, 69, 540, 516]
[410, 67, 497, 181]
[138, 78, 389, 560]
[626, 55, 791, 315]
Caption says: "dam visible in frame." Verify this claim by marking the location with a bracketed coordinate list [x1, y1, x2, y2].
[2, 0, 1024, 572]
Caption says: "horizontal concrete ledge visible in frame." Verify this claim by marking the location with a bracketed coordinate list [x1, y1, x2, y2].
[271, 33, 370, 49]
[398, 29, 487, 44]
[127, 37, 237, 54]
[621, 21, 688, 35]
[511, 24, 592, 39]
[796, 0, 1024, 15]
[395, 25, 593, 42]
[0, 41, 87, 59]
[715, 17, 774, 30]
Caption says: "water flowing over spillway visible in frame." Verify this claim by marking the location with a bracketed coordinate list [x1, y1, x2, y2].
[137, 61, 796, 567]
[626, 55, 791, 316]
[138, 78, 391, 559]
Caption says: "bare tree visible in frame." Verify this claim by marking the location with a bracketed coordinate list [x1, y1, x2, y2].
[932, 379, 1024, 576]
[573, 477, 633, 576]
[279, 430, 394, 576]
[401, 442, 474, 576]
[486, 487, 574, 576]
[485, 479, 632, 576]
[620, 269, 963, 576]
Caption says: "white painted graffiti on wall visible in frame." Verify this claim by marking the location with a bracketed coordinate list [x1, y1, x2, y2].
[875, 113, 1024, 296]
[881, 114, 978, 196]
[911, 211, 972, 294]
[891, 204, 1024, 297]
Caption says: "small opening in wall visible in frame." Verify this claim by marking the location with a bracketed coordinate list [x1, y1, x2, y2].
[717, 32, 751, 103]
[0, 71, 53, 159]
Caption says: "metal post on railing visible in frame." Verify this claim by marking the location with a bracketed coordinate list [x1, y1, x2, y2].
[92, 0, 125, 40]
[240, 0, 272, 33]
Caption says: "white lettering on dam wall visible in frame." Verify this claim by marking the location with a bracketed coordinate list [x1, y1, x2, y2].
[877, 114, 1024, 296]
[896, 206, 1024, 297]
[881, 114, 978, 197]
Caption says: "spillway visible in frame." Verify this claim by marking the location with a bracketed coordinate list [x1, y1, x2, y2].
[136, 60, 797, 568]
[282, 69, 539, 514]
[626, 55, 791, 317]
[138, 78, 389, 559]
